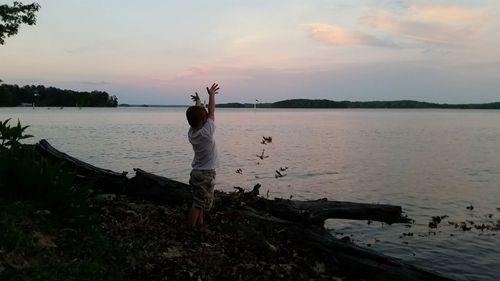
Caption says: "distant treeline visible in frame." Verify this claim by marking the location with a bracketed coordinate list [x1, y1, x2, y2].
[272, 99, 500, 109]
[217, 102, 272, 108]
[216, 99, 500, 109]
[0, 84, 118, 107]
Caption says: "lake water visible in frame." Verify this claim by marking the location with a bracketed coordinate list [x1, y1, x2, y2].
[1, 107, 499, 280]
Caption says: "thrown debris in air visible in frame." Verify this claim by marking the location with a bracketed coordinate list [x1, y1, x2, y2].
[275, 170, 286, 178]
[257, 149, 269, 160]
[261, 136, 272, 145]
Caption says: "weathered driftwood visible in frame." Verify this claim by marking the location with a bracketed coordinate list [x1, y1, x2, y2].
[263, 198, 411, 225]
[125, 169, 410, 225]
[123, 168, 192, 205]
[34, 139, 454, 281]
[36, 139, 128, 193]
[223, 194, 452, 280]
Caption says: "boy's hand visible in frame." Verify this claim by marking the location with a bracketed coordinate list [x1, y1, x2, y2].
[190, 92, 200, 102]
[206, 83, 219, 96]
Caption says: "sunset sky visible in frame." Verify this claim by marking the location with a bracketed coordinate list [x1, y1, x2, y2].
[1, 0, 499, 105]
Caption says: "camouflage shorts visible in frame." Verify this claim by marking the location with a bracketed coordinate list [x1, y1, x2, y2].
[189, 169, 216, 211]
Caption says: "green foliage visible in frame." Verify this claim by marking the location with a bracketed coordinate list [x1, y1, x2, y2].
[0, 118, 91, 226]
[0, 201, 36, 251]
[0, 1, 41, 45]
[0, 119, 125, 280]
[12, 261, 107, 281]
[0, 198, 121, 281]
[0, 118, 33, 150]
[0, 199, 121, 280]
[0, 146, 92, 226]
[0, 84, 119, 107]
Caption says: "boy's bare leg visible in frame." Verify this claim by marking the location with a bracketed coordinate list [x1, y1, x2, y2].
[197, 209, 204, 226]
[187, 206, 201, 228]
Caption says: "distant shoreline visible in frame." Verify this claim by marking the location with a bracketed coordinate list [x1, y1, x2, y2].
[119, 99, 500, 109]
[118, 104, 187, 108]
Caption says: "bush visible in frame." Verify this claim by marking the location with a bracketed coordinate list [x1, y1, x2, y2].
[0, 118, 123, 280]
[0, 118, 91, 226]
[0, 200, 36, 251]
[0, 118, 33, 150]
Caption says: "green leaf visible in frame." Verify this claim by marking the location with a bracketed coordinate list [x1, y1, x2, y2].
[2, 118, 11, 127]
[0, 118, 33, 149]
[19, 135, 33, 140]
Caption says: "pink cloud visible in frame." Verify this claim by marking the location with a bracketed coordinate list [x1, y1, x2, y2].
[305, 23, 398, 48]
[409, 4, 485, 24]
[362, 4, 488, 47]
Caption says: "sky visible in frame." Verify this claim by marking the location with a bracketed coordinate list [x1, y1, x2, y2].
[1, 0, 499, 105]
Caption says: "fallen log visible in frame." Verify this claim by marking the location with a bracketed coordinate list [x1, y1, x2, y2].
[123, 168, 192, 205]
[36, 139, 128, 193]
[263, 198, 412, 225]
[232, 202, 453, 280]
[125, 168, 410, 225]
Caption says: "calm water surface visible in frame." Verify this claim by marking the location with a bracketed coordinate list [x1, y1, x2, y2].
[1, 107, 499, 280]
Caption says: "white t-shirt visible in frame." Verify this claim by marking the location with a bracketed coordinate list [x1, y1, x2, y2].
[188, 118, 219, 170]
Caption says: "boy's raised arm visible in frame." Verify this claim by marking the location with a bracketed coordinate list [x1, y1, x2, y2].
[206, 83, 219, 121]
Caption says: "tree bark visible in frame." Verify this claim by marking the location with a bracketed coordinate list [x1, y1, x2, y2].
[262, 198, 411, 225]
[123, 168, 192, 205]
[36, 139, 128, 193]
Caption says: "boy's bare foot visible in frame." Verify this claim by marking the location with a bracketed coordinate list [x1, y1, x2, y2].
[196, 224, 209, 234]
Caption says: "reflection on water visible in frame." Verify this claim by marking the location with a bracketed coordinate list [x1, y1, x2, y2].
[1, 107, 500, 280]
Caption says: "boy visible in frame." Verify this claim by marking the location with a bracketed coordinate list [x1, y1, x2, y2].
[186, 83, 220, 228]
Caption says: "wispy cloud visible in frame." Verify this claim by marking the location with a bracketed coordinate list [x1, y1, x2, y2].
[305, 23, 399, 48]
[306, 4, 489, 48]
[152, 64, 257, 89]
[79, 81, 111, 86]
[408, 4, 484, 24]
[361, 4, 488, 47]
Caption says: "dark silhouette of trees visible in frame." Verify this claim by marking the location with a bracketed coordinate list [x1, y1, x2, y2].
[0, 1, 40, 45]
[271, 99, 500, 109]
[0, 84, 118, 107]
[0, 3, 118, 108]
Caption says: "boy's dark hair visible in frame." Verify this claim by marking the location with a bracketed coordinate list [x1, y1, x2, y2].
[186, 106, 207, 128]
